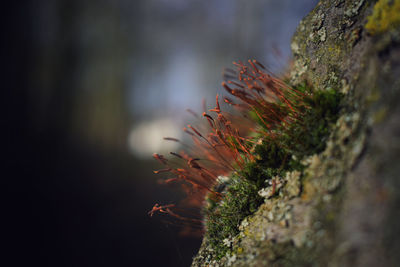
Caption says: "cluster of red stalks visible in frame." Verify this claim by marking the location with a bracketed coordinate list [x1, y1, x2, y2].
[149, 59, 307, 235]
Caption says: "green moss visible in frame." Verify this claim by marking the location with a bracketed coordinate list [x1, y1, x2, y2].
[365, 0, 400, 35]
[283, 88, 342, 156]
[203, 85, 343, 260]
[254, 139, 286, 169]
[204, 174, 264, 259]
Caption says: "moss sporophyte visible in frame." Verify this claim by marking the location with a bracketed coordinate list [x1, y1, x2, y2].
[149, 59, 342, 258]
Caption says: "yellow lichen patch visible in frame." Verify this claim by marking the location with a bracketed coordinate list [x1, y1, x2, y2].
[365, 0, 400, 35]
[327, 44, 342, 58]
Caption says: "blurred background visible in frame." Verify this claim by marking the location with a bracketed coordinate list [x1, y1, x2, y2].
[5, 0, 317, 266]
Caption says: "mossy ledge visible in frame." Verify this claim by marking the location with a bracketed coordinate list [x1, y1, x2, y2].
[192, 0, 400, 266]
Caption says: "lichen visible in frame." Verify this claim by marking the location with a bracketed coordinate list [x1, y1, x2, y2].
[365, 0, 400, 35]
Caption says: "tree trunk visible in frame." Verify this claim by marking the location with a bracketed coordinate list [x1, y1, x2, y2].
[192, 0, 400, 266]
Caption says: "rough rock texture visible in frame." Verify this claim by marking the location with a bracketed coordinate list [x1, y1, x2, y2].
[192, 0, 400, 266]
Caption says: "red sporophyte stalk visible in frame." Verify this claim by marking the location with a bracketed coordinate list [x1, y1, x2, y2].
[149, 59, 307, 235]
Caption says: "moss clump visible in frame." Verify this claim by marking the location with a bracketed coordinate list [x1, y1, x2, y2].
[365, 0, 400, 35]
[283, 88, 342, 156]
[203, 85, 343, 259]
[204, 174, 264, 259]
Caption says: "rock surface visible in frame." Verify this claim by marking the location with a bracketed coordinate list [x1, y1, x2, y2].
[192, 0, 400, 266]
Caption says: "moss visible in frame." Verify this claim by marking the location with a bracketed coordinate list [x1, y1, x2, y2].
[283, 88, 342, 157]
[204, 174, 264, 259]
[202, 85, 343, 260]
[365, 0, 400, 35]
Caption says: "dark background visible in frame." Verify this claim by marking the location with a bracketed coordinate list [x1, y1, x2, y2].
[4, 1, 317, 266]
